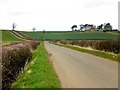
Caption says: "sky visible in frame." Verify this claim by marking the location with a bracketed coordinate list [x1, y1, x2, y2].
[0, 0, 119, 31]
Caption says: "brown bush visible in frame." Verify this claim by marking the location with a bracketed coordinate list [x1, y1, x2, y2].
[55, 40, 119, 54]
[2, 40, 40, 89]
[59, 40, 68, 45]
[24, 40, 40, 50]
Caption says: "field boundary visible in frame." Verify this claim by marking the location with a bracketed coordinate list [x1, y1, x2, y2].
[2, 30, 23, 41]
[50, 42, 119, 62]
[12, 42, 61, 88]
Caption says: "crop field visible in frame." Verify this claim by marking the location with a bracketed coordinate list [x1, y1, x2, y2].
[19, 31, 119, 40]
[1, 30, 23, 46]
[2, 30, 23, 42]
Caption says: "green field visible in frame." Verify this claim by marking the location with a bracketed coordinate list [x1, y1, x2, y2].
[1, 30, 23, 41]
[1, 30, 119, 40]
[19, 31, 119, 40]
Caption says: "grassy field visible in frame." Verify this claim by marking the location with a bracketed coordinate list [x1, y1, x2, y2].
[51, 42, 119, 62]
[19, 31, 119, 40]
[1, 30, 23, 46]
[1, 30, 23, 41]
[12, 42, 61, 88]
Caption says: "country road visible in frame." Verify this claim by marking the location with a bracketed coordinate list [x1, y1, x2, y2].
[44, 41, 118, 88]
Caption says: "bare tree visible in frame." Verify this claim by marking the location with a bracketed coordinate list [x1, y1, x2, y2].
[12, 23, 16, 30]
[32, 27, 36, 32]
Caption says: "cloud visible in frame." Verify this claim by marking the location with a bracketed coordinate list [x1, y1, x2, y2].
[0, 0, 118, 31]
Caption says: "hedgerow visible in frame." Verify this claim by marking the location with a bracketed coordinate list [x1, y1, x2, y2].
[53, 40, 120, 54]
[2, 40, 40, 89]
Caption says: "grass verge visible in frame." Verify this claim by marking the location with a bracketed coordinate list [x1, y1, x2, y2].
[51, 42, 119, 62]
[12, 42, 61, 88]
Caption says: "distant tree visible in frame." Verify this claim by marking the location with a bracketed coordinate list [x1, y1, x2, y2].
[84, 24, 88, 27]
[104, 23, 112, 31]
[79, 24, 85, 31]
[71, 25, 77, 31]
[12, 23, 16, 30]
[84, 24, 92, 31]
[97, 24, 103, 31]
[85, 24, 95, 30]
[32, 27, 36, 32]
[93, 25, 96, 30]
[79, 24, 96, 31]
[43, 29, 45, 33]
[113, 29, 118, 31]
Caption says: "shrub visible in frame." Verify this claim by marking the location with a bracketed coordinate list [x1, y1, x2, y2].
[59, 40, 68, 45]
[24, 40, 40, 50]
[2, 40, 40, 89]
[55, 40, 119, 54]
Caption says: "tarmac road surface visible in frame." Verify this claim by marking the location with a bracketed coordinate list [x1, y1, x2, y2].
[45, 41, 118, 88]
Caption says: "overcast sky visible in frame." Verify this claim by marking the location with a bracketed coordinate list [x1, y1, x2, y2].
[0, 0, 119, 31]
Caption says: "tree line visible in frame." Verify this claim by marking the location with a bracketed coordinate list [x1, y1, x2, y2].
[71, 23, 118, 32]
[11, 22, 118, 32]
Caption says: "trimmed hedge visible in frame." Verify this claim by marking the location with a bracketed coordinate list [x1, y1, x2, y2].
[2, 40, 40, 89]
[53, 40, 120, 54]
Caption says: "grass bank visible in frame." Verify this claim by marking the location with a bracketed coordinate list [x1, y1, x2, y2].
[51, 42, 119, 62]
[12, 42, 61, 88]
